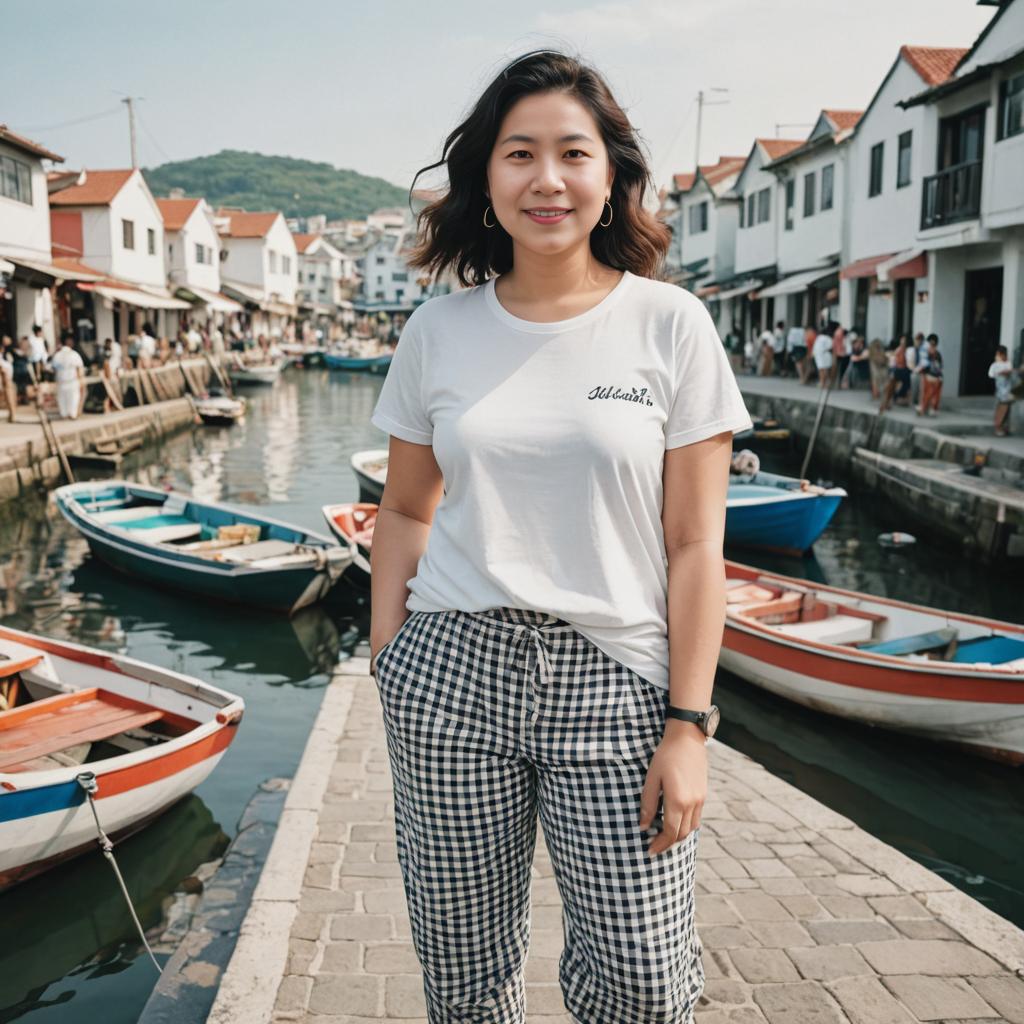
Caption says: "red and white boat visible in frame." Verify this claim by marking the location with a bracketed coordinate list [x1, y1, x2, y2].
[0, 625, 244, 890]
[721, 561, 1024, 765]
[321, 502, 375, 584]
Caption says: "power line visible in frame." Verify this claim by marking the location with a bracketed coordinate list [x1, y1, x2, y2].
[17, 107, 122, 133]
[136, 107, 174, 166]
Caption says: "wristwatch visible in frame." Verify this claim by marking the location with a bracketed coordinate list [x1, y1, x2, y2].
[665, 703, 720, 738]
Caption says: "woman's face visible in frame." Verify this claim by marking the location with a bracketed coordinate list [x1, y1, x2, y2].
[486, 90, 614, 256]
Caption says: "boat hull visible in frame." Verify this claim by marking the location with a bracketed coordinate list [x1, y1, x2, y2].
[726, 491, 843, 554]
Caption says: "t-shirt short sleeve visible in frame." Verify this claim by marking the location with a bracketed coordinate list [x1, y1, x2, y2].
[664, 298, 753, 450]
[369, 317, 433, 445]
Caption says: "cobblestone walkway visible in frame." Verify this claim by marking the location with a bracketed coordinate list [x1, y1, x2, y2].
[243, 665, 1024, 1024]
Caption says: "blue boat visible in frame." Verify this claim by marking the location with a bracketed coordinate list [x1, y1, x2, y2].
[54, 481, 355, 615]
[324, 351, 392, 373]
[726, 470, 846, 555]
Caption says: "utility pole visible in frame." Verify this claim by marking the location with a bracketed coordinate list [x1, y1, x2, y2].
[121, 96, 138, 168]
[695, 88, 730, 168]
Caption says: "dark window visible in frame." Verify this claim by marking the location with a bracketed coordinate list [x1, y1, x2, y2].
[757, 187, 770, 223]
[803, 172, 816, 217]
[688, 201, 708, 234]
[869, 142, 884, 197]
[897, 131, 912, 188]
[0, 155, 32, 204]
[784, 180, 795, 231]
[998, 72, 1024, 141]
[821, 164, 834, 210]
[147, 228, 155, 255]
[195, 242, 205, 264]
[894, 279, 914, 338]
[122, 219, 135, 249]
[739, 199, 745, 229]
[746, 193, 755, 228]
[938, 106, 984, 169]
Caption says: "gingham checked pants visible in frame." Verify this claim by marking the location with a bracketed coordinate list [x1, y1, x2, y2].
[372, 606, 705, 1023]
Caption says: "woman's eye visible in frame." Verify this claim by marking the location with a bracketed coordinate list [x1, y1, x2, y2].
[507, 150, 588, 159]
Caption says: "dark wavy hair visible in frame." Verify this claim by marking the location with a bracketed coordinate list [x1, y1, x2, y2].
[405, 48, 670, 288]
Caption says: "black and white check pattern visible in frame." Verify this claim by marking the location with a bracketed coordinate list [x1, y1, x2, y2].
[373, 606, 705, 1023]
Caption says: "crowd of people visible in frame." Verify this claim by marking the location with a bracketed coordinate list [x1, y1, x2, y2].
[723, 318, 1023, 436]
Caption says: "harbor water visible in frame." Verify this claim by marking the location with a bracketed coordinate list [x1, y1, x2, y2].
[0, 369, 1021, 1023]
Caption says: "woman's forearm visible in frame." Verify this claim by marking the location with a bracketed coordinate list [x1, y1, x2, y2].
[369, 507, 432, 653]
[665, 540, 726, 720]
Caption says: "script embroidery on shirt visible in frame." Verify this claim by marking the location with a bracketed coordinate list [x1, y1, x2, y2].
[586, 384, 654, 406]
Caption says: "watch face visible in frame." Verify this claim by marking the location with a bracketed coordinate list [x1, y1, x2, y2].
[705, 706, 720, 738]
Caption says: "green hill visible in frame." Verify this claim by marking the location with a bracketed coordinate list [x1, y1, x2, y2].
[142, 150, 408, 220]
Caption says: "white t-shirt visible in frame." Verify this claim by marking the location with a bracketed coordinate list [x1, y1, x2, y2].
[772, 328, 786, 353]
[138, 333, 157, 358]
[786, 326, 805, 352]
[812, 334, 834, 370]
[52, 346, 84, 383]
[28, 335, 48, 363]
[370, 270, 753, 691]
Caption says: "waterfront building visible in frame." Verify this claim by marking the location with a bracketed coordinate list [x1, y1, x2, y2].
[293, 232, 349, 320]
[214, 209, 298, 338]
[0, 124, 67, 348]
[157, 194, 243, 329]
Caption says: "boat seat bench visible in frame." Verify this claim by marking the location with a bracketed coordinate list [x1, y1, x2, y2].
[0, 688, 166, 771]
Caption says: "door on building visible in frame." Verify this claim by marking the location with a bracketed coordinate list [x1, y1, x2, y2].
[961, 267, 1004, 395]
[894, 279, 915, 340]
[854, 278, 869, 334]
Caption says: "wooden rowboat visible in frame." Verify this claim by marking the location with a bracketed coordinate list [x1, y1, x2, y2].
[322, 502, 376, 584]
[195, 395, 246, 426]
[55, 481, 355, 615]
[0, 624, 244, 890]
[351, 448, 388, 504]
[721, 560, 1024, 765]
[227, 358, 283, 386]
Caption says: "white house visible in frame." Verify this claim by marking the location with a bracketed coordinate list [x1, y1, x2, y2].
[678, 157, 745, 297]
[293, 233, 346, 313]
[215, 209, 298, 337]
[49, 168, 189, 343]
[0, 124, 65, 347]
[717, 138, 803, 337]
[896, 0, 1024, 396]
[359, 227, 430, 312]
[840, 46, 968, 345]
[157, 195, 242, 327]
[756, 110, 863, 331]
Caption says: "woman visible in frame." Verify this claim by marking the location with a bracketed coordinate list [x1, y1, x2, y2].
[916, 334, 943, 417]
[368, 49, 751, 1023]
[812, 326, 834, 387]
[878, 335, 910, 414]
[867, 337, 888, 399]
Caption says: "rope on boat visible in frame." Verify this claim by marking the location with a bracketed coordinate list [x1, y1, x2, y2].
[75, 771, 162, 975]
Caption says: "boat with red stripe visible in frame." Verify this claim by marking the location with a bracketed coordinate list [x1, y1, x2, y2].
[0, 624, 244, 890]
[721, 561, 1024, 765]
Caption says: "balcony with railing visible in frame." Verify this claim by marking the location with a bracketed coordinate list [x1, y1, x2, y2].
[920, 159, 983, 230]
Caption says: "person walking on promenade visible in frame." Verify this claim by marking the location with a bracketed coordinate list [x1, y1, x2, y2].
[367, 48, 752, 1024]
[847, 333, 869, 390]
[868, 337, 888, 399]
[907, 331, 924, 408]
[757, 325, 775, 375]
[772, 320, 786, 375]
[989, 345, 1020, 436]
[786, 321, 806, 380]
[812, 325, 834, 387]
[51, 331, 85, 420]
[879, 335, 911, 414]
[802, 324, 817, 384]
[916, 333, 943, 417]
[831, 323, 849, 388]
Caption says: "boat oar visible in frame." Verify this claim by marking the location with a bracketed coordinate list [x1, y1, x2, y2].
[800, 372, 835, 480]
[30, 368, 75, 485]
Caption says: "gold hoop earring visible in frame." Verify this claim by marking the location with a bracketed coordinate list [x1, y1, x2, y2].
[599, 200, 613, 228]
[483, 205, 497, 228]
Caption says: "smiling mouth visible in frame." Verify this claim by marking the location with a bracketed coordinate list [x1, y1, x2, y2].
[524, 209, 573, 218]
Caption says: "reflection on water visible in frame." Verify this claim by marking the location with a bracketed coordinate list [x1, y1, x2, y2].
[0, 369, 382, 1024]
[721, 448, 1024, 929]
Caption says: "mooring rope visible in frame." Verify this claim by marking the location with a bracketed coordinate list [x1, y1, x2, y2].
[75, 771, 162, 974]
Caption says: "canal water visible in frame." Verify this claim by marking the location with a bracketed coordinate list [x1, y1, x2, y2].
[1, 370, 1021, 1023]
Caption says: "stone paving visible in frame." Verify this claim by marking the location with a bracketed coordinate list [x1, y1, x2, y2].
[215, 661, 1024, 1024]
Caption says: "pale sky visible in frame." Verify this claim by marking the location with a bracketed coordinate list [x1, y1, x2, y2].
[2, 0, 994, 200]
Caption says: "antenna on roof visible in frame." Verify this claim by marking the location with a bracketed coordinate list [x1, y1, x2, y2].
[695, 88, 729, 168]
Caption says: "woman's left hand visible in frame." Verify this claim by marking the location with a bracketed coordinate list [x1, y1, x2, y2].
[639, 723, 708, 857]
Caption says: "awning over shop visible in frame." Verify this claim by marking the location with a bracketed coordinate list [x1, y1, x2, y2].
[879, 248, 928, 283]
[175, 284, 245, 314]
[716, 278, 764, 301]
[755, 266, 835, 299]
[89, 284, 192, 311]
[0, 257, 14, 275]
[220, 280, 265, 307]
[264, 298, 297, 317]
[695, 284, 720, 298]
[840, 252, 899, 280]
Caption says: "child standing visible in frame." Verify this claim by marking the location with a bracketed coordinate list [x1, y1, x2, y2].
[989, 345, 1017, 436]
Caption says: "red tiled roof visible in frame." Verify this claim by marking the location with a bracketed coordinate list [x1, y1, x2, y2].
[49, 169, 135, 206]
[156, 197, 201, 231]
[699, 156, 746, 186]
[51, 256, 108, 278]
[0, 125, 63, 163]
[216, 209, 280, 238]
[900, 45, 970, 86]
[757, 138, 803, 160]
[672, 172, 695, 192]
[822, 110, 864, 133]
[292, 232, 318, 253]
